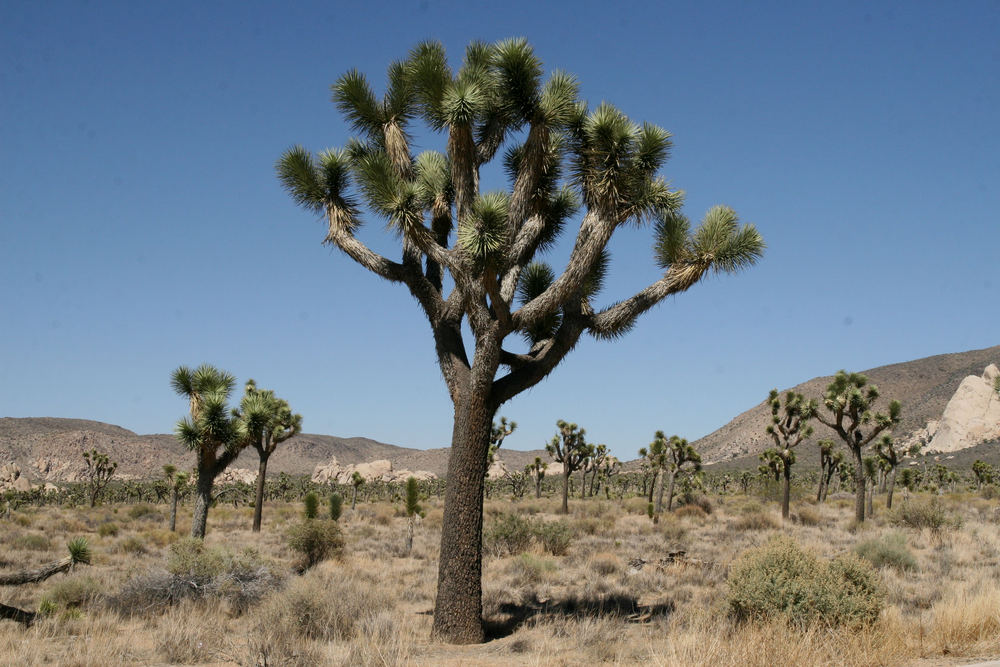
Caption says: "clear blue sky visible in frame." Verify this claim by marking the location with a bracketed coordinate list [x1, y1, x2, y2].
[2, 0, 998, 459]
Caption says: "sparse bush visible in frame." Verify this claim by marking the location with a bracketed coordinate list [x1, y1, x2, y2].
[286, 519, 344, 570]
[42, 574, 102, 611]
[506, 553, 556, 584]
[329, 492, 343, 521]
[980, 484, 998, 500]
[727, 535, 884, 628]
[854, 532, 917, 572]
[98, 521, 119, 537]
[589, 552, 621, 576]
[534, 519, 574, 556]
[660, 517, 688, 544]
[483, 513, 534, 557]
[733, 510, 779, 531]
[12, 532, 51, 551]
[127, 503, 160, 521]
[675, 504, 708, 521]
[678, 492, 713, 514]
[117, 535, 147, 555]
[891, 498, 961, 531]
[793, 505, 822, 526]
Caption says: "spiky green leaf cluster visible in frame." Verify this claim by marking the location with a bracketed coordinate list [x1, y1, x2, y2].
[458, 191, 509, 262]
[654, 206, 764, 275]
[67, 537, 91, 565]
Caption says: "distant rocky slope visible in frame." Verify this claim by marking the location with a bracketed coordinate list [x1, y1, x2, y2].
[694, 345, 1000, 463]
[0, 417, 546, 486]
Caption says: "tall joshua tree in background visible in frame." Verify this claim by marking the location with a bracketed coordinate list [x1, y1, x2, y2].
[814, 371, 901, 524]
[486, 417, 516, 475]
[276, 39, 763, 643]
[664, 435, 701, 512]
[171, 364, 246, 539]
[763, 389, 816, 520]
[81, 449, 117, 508]
[163, 464, 189, 532]
[873, 436, 920, 510]
[526, 456, 547, 499]
[547, 420, 590, 514]
[639, 432, 669, 513]
[816, 440, 843, 502]
[241, 380, 303, 532]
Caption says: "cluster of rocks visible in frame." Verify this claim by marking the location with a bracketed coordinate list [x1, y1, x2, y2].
[311, 456, 436, 485]
[1, 463, 59, 493]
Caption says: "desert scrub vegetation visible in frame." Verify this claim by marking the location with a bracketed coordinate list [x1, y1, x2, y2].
[727, 535, 885, 627]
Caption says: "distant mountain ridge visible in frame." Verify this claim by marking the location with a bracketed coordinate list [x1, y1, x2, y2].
[0, 417, 546, 483]
[693, 345, 1000, 463]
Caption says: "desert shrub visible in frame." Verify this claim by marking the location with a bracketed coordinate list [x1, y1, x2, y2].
[42, 574, 102, 611]
[854, 532, 917, 572]
[483, 513, 534, 557]
[534, 519, 574, 556]
[727, 535, 884, 628]
[675, 505, 708, 521]
[891, 498, 961, 531]
[109, 541, 280, 616]
[127, 504, 159, 521]
[589, 552, 621, 576]
[678, 492, 713, 514]
[12, 532, 51, 551]
[506, 553, 557, 584]
[373, 505, 394, 526]
[286, 519, 344, 570]
[733, 510, 779, 531]
[981, 484, 998, 500]
[98, 521, 119, 537]
[793, 505, 822, 526]
[13, 514, 32, 527]
[117, 535, 147, 555]
[660, 518, 688, 544]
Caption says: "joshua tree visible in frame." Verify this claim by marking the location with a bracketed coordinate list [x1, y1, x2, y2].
[763, 389, 816, 520]
[665, 436, 701, 512]
[303, 491, 320, 519]
[816, 440, 844, 502]
[351, 470, 364, 510]
[487, 417, 517, 472]
[82, 449, 117, 508]
[276, 39, 764, 643]
[163, 465, 189, 532]
[526, 456, 547, 499]
[972, 460, 994, 490]
[547, 420, 590, 514]
[739, 470, 754, 495]
[240, 380, 303, 532]
[862, 457, 878, 518]
[582, 443, 609, 497]
[874, 436, 921, 509]
[329, 492, 343, 521]
[171, 364, 248, 539]
[639, 432, 669, 512]
[405, 476, 423, 555]
[1, 538, 90, 626]
[814, 370, 901, 524]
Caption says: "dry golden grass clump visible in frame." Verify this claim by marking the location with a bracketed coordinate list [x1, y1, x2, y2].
[0, 486, 998, 665]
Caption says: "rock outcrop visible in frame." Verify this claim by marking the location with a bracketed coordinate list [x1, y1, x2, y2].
[927, 364, 1000, 453]
[0, 463, 32, 492]
[312, 456, 436, 484]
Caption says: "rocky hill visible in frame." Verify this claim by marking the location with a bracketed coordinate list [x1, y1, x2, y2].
[695, 345, 1000, 463]
[0, 417, 547, 485]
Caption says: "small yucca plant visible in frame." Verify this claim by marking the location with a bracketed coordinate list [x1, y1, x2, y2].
[303, 492, 320, 520]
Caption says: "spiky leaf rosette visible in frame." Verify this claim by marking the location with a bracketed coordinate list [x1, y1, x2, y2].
[458, 192, 509, 264]
[67, 538, 91, 565]
[517, 262, 560, 343]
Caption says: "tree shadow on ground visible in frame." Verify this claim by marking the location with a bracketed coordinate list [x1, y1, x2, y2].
[484, 592, 675, 640]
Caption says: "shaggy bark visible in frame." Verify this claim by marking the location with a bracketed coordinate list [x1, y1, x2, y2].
[252, 454, 270, 532]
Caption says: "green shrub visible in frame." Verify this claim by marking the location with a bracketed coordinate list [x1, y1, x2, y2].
[286, 519, 344, 570]
[483, 513, 534, 558]
[303, 491, 320, 520]
[42, 574, 102, 611]
[733, 511, 779, 531]
[854, 532, 917, 572]
[727, 535, 885, 628]
[98, 522, 119, 538]
[118, 535, 147, 555]
[891, 498, 960, 531]
[534, 520, 574, 556]
[507, 553, 557, 584]
[794, 505, 822, 527]
[168, 538, 226, 581]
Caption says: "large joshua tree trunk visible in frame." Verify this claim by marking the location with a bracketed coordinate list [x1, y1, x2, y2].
[851, 447, 865, 524]
[252, 453, 270, 532]
[191, 468, 215, 539]
[665, 468, 678, 512]
[781, 461, 792, 520]
[654, 468, 666, 513]
[432, 382, 497, 644]
[169, 488, 179, 532]
[560, 468, 571, 514]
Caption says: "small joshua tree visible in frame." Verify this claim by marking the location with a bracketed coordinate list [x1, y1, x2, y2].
[874, 436, 921, 509]
[82, 449, 117, 508]
[486, 417, 517, 475]
[664, 436, 700, 512]
[546, 420, 590, 514]
[639, 432, 669, 513]
[351, 470, 364, 510]
[582, 443, 609, 497]
[526, 456, 547, 499]
[329, 492, 343, 522]
[972, 460, 994, 490]
[764, 389, 816, 520]
[814, 371, 901, 524]
[303, 491, 320, 520]
[405, 476, 423, 555]
[816, 440, 844, 502]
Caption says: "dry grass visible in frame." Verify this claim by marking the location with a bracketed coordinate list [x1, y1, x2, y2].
[0, 491, 998, 665]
